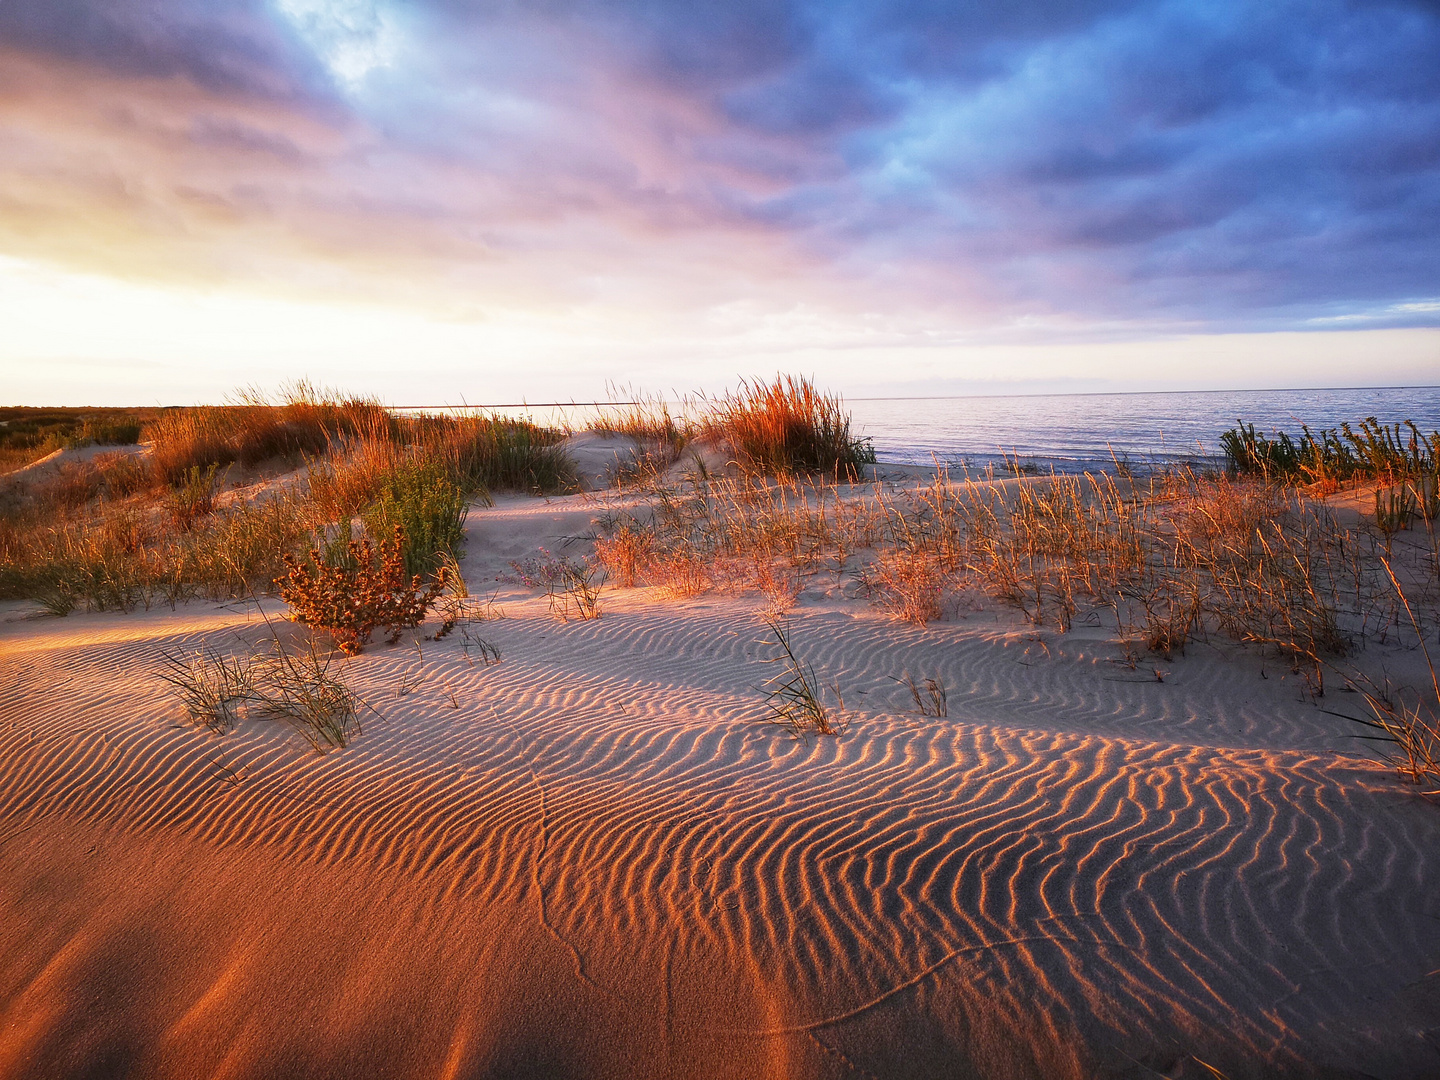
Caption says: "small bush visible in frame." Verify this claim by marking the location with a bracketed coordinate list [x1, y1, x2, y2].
[277, 526, 442, 654]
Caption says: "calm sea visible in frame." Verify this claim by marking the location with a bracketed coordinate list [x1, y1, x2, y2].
[848, 386, 1440, 472]
[450, 385, 1440, 474]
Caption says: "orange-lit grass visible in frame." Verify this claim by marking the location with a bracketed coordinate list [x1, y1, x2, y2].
[2, 384, 576, 614]
[148, 383, 388, 486]
[701, 375, 875, 479]
[593, 465, 1400, 675]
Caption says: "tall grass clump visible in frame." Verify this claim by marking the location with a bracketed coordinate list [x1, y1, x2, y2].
[706, 375, 875, 479]
[445, 415, 574, 494]
[1222, 417, 1439, 486]
[361, 459, 468, 576]
[148, 383, 388, 486]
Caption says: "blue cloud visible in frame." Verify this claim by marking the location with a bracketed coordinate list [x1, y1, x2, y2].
[2, 0, 1437, 331]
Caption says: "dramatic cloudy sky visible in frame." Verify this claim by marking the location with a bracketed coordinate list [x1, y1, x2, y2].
[2, 0, 1438, 403]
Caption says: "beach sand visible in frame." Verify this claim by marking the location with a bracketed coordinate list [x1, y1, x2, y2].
[2, 475, 1439, 1079]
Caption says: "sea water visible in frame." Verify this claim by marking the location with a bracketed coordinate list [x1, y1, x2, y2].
[848, 386, 1440, 472]
[438, 384, 1440, 475]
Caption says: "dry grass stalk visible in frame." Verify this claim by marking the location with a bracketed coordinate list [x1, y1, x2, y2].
[159, 637, 365, 753]
[894, 671, 948, 717]
[759, 617, 838, 737]
[1343, 561, 1440, 793]
[547, 561, 604, 621]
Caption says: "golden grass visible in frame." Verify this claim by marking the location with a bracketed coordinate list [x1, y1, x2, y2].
[592, 463, 1420, 679]
[1, 386, 575, 612]
[701, 375, 875, 479]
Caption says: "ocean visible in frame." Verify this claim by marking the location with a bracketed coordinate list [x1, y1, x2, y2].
[847, 385, 1440, 472]
[445, 384, 1440, 475]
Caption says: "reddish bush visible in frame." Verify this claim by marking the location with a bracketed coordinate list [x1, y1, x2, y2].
[276, 526, 441, 654]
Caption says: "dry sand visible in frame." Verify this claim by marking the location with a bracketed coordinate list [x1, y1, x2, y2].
[2, 479, 1439, 1079]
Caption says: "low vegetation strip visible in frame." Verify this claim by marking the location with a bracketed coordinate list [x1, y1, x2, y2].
[1221, 416, 1440, 486]
[0, 406, 158, 472]
[595, 463, 1431, 681]
[0, 383, 575, 611]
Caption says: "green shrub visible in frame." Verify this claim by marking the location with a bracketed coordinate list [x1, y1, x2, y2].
[1222, 417, 1439, 484]
[362, 460, 469, 577]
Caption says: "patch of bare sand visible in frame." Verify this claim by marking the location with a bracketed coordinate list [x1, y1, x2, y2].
[1, 490, 1438, 1079]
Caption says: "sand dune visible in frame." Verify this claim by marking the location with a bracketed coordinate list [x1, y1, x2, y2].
[2, 493, 1439, 1078]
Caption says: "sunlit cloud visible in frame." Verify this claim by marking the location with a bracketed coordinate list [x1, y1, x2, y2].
[0, 0, 1436, 401]
[273, 0, 399, 88]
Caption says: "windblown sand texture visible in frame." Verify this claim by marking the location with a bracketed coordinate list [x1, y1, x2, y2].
[2, 486, 1439, 1079]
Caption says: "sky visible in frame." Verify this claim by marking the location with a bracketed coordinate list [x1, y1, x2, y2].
[1, 0, 1438, 405]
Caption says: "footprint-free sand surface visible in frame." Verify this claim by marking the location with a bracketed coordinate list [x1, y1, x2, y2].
[2, 488, 1439, 1079]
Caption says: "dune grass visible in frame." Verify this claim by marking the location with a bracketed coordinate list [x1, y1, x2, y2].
[760, 616, 839, 736]
[361, 459, 469, 577]
[160, 637, 365, 752]
[1342, 563, 1440, 794]
[583, 376, 874, 482]
[593, 453, 1420, 682]
[147, 384, 390, 486]
[702, 375, 875, 479]
[895, 671, 949, 717]
[0, 386, 575, 613]
[1222, 417, 1439, 487]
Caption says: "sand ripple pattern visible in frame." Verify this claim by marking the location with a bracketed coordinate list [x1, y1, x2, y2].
[1, 605, 1438, 1078]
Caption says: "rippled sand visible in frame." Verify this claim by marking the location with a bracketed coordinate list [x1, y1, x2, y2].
[2, 492, 1438, 1079]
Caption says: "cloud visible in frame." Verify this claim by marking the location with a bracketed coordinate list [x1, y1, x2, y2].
[0, 0, 330, 99]
[0, 0, 1435, 344]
